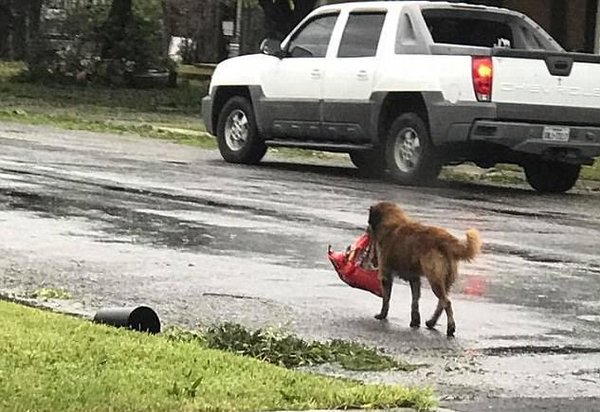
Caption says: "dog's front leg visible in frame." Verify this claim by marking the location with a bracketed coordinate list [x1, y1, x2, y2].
[375, 269, 393, 320]
[409, 277, 421, 327]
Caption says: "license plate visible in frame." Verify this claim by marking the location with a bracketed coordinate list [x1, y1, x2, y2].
[542, 126, 570, 142]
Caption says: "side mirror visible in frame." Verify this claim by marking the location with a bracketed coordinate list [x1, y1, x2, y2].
[260, 38, 284, 58]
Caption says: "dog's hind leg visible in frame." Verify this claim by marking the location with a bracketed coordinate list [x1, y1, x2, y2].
[443, 259, 458, 336]
[425, 280, 445, 330]
[425, 281, 455, 337]
[421, 252, 456, 336]
[444, 259, 458, 336]
[409, 277, 421, 327]
[444, 299, 456, 337]
[375, 268, 393, 320]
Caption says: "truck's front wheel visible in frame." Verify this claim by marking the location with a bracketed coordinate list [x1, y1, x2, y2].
[216, 96, 267, 164]
[385, 113, 441, 185]
[524, 161, 581, 193]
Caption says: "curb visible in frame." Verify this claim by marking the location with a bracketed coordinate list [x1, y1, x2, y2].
[274, 409, 456, 412]
[273, 410, 417, 412]
[0, 291, 90, 320]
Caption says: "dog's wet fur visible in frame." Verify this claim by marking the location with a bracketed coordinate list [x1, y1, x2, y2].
[368, 202, 482, 337]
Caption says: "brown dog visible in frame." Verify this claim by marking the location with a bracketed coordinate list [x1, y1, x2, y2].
[368, 202, 481, 337]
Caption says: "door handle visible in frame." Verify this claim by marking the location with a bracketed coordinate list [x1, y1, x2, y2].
[357, 70, 368, 80]
[310, 69, 321, 79]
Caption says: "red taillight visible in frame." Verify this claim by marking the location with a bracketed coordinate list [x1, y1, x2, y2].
[472, 56, 493, 102]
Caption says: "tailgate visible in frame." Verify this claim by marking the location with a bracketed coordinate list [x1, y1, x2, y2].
[491, 49, 600, 109]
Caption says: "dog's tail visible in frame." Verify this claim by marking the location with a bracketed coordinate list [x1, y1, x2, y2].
[452, 229, 482, 261]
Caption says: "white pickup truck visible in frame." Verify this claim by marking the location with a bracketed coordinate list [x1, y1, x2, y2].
[202, 1, 600, 193]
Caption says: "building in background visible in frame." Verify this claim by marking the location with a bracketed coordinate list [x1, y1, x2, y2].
[473, 0, 599, 53]
[235, 0, 600, 56]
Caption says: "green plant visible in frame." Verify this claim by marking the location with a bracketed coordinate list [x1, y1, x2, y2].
[29, 287, 72, 300]
[25, 0, 169, 85]
[167, 370, 203, 399]
[167, 322, 417, 372]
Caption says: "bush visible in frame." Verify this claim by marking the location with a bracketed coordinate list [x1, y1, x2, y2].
[27, 0, 175, 86]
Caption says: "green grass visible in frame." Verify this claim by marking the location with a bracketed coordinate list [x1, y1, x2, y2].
[0, 61, 213, 146]
[0, 60, 24, 78]
[442, 162, 600, 186]
[440, 165, 525, 185]
[495, 162, 600, 183]
[29, 287, 72, 300]
[0, 301, 435, 412]
[581, 160, 600, 181]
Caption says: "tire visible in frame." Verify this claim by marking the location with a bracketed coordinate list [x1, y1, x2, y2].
[216, 96, 267, 164]
[384, 113, 441, 185]
[524, 160, 581, 193]
[349, 150, 385, 177]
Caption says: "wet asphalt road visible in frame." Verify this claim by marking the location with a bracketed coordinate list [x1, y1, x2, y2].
[1, 123, 600, 411]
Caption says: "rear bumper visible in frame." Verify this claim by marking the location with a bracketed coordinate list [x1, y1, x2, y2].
[469, 120, 600, 163]
[426, 96, 600, 163]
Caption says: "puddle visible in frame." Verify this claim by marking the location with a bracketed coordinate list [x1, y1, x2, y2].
[0, 186, 326, 267]
[577, 315, 600, 323]
[481, 345, 600, 356]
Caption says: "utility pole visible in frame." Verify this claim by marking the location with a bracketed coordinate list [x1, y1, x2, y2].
[596, 0, 600, 53]
[234, 0, 242, 57]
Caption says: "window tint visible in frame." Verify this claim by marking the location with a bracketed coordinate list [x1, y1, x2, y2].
[420, 9, 560, 51]
[425, 15, 514, 48]
[520, 25, 545, 50]
[338, 12, 386, 57]
[287, 14, 338, 58]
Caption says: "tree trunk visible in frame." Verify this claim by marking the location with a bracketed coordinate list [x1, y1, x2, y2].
[160, 0, 171, 59]
[192, 0, 225, 63]
[26, 0, 43, 64]
[292, 0, 317, 25]
[101, 0, 134, 59]
[12, 0, 26, 60]
[0, 0, 13, 59]
[258, 0, 293, 40]
[240, 5, 265, 55]
[258, 0, 318, 41]
[27, 0, 42, 40]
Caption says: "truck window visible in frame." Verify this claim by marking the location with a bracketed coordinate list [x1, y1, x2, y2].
[421, 8, 559, 51]
[425, 15, 513, 48]
[338, 12, 386, 58]
[286, 13, 339, 58]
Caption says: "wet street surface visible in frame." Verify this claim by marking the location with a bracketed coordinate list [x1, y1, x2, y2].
[1, 123, 600, 411]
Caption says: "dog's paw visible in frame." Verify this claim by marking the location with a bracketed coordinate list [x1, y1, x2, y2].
[374, 313, 387, 321]
[446, 324, 456, 338]
[425, 319, 436, 329]
[410, 313, 421, 328]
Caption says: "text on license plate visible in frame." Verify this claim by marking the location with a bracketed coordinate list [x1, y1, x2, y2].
[542, 126, 570, 142]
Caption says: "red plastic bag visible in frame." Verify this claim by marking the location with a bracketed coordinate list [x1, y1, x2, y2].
[328, 233, 382, 297]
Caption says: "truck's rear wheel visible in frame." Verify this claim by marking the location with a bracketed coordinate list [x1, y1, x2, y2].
[349, 150, 385, 177]
[524, 161, 580, 193]
[385, 113, 441, 185]
[216, 96, 267, 164]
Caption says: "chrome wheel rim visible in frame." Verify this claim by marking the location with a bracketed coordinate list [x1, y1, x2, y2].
[393, 127, 422, 173]
[224, 109, 249, 151]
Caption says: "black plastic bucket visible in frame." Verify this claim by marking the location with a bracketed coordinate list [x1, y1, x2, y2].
[93, 306, 161, 334]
